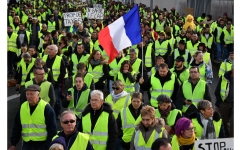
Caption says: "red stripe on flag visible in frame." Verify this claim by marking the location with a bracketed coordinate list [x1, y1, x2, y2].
[98, 27, 119, 64]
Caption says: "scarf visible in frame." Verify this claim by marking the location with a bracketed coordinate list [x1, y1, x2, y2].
[178, 133, 196, 146]
[159, 106, 171, 118]
[90, 59, 101, 66]
[200, 113, 216, 139]
[111, 90, 129, 102]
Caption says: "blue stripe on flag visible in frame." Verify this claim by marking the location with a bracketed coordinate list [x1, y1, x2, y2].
[122, 5, 142, 45]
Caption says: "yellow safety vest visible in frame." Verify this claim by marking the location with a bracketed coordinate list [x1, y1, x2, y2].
[71, 53, 90, 74]
[109, 57, 127, 79]
[87, 64, 104, 83]
[67, 88, 90, 118]
[117, 71, 136, 95]
[216, 27, 223, 43]
[154, 40, 169, 56]
[182, 79, 206, 112]
[192, 118, 222, 138]
[130, 58, 142, 74]
[186, 41, 200, 56]
[150, 74, 175, 107]
[218, 60, 232, 78]
[223, 29, 234, 44]
[40, 12, 46, 21]
[134, 129, 164, 149]
[42, 55, 61, 82]
[220, 76, 230, 101]
[105, 94, 131, 119]
[52, 132, 89, 150]
[7, 32, 18, 53]
[173, 49, 189, 67]
[9, 16, 13, 24]
[20, 100, 47, 142]
[200, 35, 214, 49]
[20, 58, 36, 85]
[120, 107, 142, 143]
[203, 52, 210, 64]
[176, 36, 187, 44]
[82, 112, 109, 150]
[155, 109, 180, 126]
[145, 43, 153, 67]
[170, 68, 190, 85]
[168, 37, 176, 54]
[25, 80, 51, 103]
[47, 21, 56, 32]
[155, 20, 165, 32]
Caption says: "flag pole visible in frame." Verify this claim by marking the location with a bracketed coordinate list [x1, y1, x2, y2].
[141, 40, 143, 78]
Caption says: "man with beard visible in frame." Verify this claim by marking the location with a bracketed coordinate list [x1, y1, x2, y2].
[170, 56, 190, 85]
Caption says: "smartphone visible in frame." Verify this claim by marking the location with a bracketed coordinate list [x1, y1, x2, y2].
[67, 91, 72, 96]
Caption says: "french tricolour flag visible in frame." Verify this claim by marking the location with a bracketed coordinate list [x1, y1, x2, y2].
[98, 4, 142, 63]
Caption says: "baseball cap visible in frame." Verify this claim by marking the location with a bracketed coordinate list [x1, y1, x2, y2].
[25, 84, 41, 92]
[157, 94, 172, 104]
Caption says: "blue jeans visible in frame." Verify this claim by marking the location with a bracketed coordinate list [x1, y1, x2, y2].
[54, 86, 61, 117]
[109, 80, 114, 94]
[134, 82, 140, 92]
[216, 43, 224, 61]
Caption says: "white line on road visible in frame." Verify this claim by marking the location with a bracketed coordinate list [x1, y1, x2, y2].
[8, 94, 20, 101]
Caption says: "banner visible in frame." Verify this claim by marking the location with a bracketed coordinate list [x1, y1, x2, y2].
[93, 4, 102, 8]
[194, 138, 234, 150]
[86, 8, 104, 19]
[63, 12, 82, 27]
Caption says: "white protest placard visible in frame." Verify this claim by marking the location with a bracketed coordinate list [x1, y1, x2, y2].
[93, 4, 102, 8]
[63, 12, 82, 27]
[86, 7, 104, 19]
[194, 138, 234, 150]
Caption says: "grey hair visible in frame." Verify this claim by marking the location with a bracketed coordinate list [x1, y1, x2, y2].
[130, 48, 137, 53]
[91, 90, 104, 100]
[197, 100, 212, 111]
[50, 44, 58, 53]
[49, 143, 64, 150]
[60, 110, 76, 122]
[23, 52, 31, 58]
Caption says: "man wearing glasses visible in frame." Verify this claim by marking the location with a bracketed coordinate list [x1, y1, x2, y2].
[9, 85, 57, 150]
[20, 67, 55, 108]
[78, 90, 118, 150]
[51, 110, 93, 150]
[177, 66, 212, 116]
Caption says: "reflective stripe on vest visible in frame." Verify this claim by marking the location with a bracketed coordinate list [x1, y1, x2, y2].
[117, 71, 136, 95]
[42, 55, 61, 82]
[20, 58, 36, 85]
[48, 21, 56, 32]
[220, 76, 230, 101]
[216, 27, 223, 43]
[218, 60, 232, 78]
[182, 80, 206, 108]
[82, 112, 109, 150]
[155, 109, 180, 126]
[20, 100, 47, 142]
[155, 20, 165, 32]
[71, 53, 90, 73]
[134, 129, 163, 149]
[25, 80, 51, 103]
[87, 64, 104, 83]
[150, 74, 175, 107]
[192, 118, 222, 138]
[154, 40, 169, 56]
[131, 58, 142, 74]
[200, 35, 213, 49]
[121, 107, 141, 142]
[105, 94, 131, 119]
[145, 43, 153, 67]
[67, 88, 90, 118]
[223, 29, 234, 44]
[170, 68, 190, 85]
[109, 57, 127, 77]
[7, 32, 18, 53]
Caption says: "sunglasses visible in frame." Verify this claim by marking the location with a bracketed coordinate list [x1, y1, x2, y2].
[61, 119, 75, 124]
[112, 87, 119, 90]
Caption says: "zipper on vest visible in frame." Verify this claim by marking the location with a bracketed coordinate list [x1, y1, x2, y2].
[94, 110, 96, 115]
